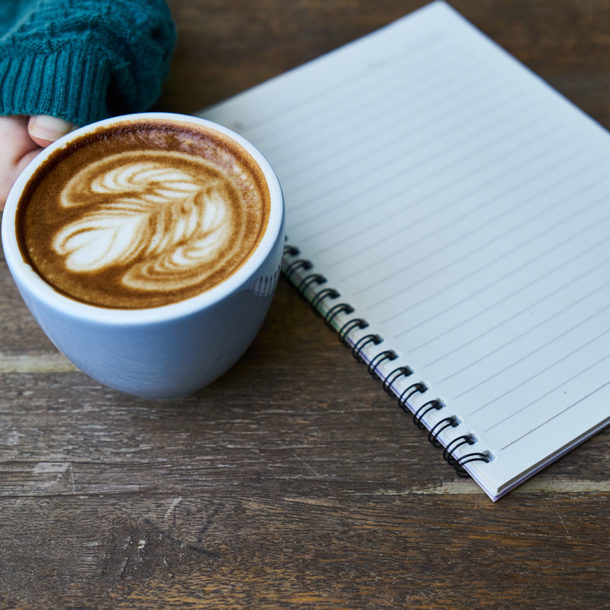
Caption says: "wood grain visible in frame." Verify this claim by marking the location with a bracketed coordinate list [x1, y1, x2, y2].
[1, 1, 609, 607]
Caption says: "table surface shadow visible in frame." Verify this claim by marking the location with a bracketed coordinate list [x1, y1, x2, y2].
[1, 1, 608, 608]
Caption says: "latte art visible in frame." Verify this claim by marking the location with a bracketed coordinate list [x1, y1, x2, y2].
[16, 121, 270, 308]
[53, 152, 237, 291]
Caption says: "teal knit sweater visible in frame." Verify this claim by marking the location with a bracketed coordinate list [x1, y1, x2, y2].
[0, 0, 176, 126]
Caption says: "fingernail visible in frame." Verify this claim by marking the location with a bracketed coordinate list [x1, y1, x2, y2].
[29, 115, 75, 142]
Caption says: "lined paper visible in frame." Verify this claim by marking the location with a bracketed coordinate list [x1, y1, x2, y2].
[201, 1, 610, 500]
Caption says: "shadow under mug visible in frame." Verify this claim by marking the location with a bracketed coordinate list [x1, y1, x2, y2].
[1, 112, 285, 399]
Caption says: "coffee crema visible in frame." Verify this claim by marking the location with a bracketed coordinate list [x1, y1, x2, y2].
[16, 120, 270, 309]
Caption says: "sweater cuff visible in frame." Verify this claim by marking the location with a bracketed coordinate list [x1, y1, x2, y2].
[0, 47, 112, 126]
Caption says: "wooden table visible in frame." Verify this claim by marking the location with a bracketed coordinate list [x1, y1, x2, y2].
[1, 1, 608, 607]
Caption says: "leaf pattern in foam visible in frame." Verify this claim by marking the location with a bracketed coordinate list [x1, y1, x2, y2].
[53, 200, 151, 272]
[52, 151, 235, 290]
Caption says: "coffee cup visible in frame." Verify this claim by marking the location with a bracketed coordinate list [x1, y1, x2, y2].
[2, 113, 285, 399]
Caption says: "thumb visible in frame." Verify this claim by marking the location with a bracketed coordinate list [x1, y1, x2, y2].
[28, 115, 76, 147]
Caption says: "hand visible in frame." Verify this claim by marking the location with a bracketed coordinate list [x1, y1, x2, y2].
[0, 115, 75, 210]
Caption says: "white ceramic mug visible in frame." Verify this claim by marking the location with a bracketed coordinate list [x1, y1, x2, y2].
[2, 113, 285, 399]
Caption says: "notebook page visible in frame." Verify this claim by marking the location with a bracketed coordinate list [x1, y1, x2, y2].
[200, 1, 610, 499]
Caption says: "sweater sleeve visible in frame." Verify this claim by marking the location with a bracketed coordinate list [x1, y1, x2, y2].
[0, 0, 176, 126]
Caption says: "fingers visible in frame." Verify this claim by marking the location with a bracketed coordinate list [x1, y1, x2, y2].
[16, 149, 40, 174]
[0, 116, 42, 210]
[1, 115, 39, 161]
[28, 115, 76, 147]
[1, 115, 77, 210]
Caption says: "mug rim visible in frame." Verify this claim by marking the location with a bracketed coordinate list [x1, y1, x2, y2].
[1, 112, 284, 325]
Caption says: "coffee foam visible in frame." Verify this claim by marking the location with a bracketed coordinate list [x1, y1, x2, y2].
[53, 151, 237, 291]
[16, 121, 270, 309]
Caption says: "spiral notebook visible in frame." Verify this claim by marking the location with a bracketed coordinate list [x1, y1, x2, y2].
[200, 1, 610, 500]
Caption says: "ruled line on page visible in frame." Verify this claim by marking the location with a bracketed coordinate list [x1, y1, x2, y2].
[274, 43, 521, 195]
[396, 186, 610, 347]
[272, 55, 506, 187]
[314, 135, 593, 275]
[449, 303, 610, 400]
[284, 81, 532, 231]
[499, 381, 610, 451]
[411, 229, 610, 365]
[369, 161, 608, 321]
[239, 30, 455, 138]
[279, 75, 509, 200]
[460, 319, 610, 408]
[436, 279, 610, 385]
[257, 40, 479, 161]
[477, 351, 610, 425]
[424, 255, 610, 382]
[344, 149, 604, 304]
[300, 97, 543, 257]
[413, 233, 610, 367]
[305, 126, 576, 281]
[385, 206, 604, 338]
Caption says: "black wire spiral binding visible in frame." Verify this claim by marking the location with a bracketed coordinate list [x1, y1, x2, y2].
[338, 318, 369, 344]
[351, 333, 382, 362]
[283, 245, 300, 257]
[324, 302, 355, 327]
[397, 383, 427, 413]
[282, 243, 492, 480]
[413, 399, 443, 429]
[284, 258, 313, 280]
[442, 434, 475, 465]
[427, 416, 458, 448]
[311, 288, 340, 311]
[382, 366, 412, 395]
[455, 452, 491, 477]
[297, 273, 327, 298]
[367, 350, 398, 378]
